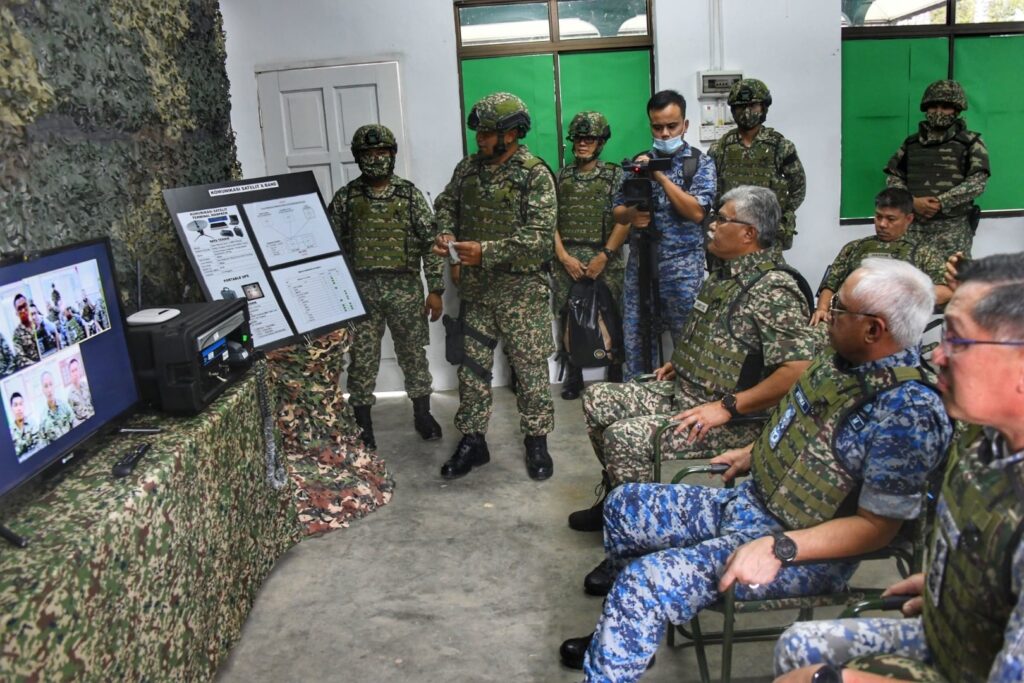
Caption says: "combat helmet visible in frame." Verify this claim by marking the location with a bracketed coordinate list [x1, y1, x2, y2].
[467, 92, 531, 138]
[728, 78, 773, 109]
[566, 111, 611, 141]
[920, 79, 967, 112]
[351, 124, 397, 153]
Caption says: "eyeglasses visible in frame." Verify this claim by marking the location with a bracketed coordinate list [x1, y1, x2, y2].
[707, 210, 756, 229]
[940, 323, 1024, 355]
[828, 293, 881, 321]
[573, 136, 600, 145]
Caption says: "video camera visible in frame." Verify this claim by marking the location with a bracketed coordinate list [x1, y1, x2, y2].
[620, 156, 673, 211]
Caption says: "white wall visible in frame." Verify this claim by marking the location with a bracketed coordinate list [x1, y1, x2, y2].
[221, 0, 1024, 394]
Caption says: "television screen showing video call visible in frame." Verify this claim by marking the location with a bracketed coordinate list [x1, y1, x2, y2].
[0, 239, 139, 499]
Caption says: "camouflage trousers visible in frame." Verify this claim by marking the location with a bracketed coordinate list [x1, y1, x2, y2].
[908, 216, 972, 259]
[550, 244, 624, 318]
[347, 272, 432, 406]
[581, 380, 762, 486]
[456, 272, 555, 436]
[583, 481, 858, 683]
[774, 617, 946, 682]
[622, 246, 704, 380]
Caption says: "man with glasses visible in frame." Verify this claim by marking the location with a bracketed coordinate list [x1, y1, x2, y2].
[812, 188, 952, 326]
[569, 187, 814, 549]
[774, 252, 1024, 683]
[560, 258, 951, 681]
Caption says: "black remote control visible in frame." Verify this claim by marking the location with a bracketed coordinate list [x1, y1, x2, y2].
[112, 443, 151, 478]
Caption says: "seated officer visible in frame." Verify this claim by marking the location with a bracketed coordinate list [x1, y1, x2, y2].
[774, 252, 1024, 683]
[570, 185, 816, 533]
[559, 258, 952, 681]
[811, 188, 952, 326]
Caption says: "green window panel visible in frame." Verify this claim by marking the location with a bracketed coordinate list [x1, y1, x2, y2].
[954, 35, 1024, 211]
[841, 38, 947, 219]
[558, 49, 652, 166]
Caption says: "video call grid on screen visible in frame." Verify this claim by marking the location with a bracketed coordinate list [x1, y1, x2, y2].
[0, 241, 139, 498]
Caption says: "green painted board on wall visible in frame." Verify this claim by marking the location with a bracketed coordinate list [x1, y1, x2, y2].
[841, 37, 947, 219]
[558, 49, 652, 167]
[461, 55, 559, 167]
[954, 35, 1024, 211]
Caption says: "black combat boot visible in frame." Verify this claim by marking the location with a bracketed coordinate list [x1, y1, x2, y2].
[411, 395, 442, 441]
[568, 470, 612, 532]
[560, 363, 584, 400]
[559, 631, 654, 670]
[606, 363, 623, 383]
[352, 405, 376, 450]
[441, 433, 490, 479]
[524, 434, 553, 480]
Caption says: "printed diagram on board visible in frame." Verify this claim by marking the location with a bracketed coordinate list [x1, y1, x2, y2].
[244, 193, 338, 267]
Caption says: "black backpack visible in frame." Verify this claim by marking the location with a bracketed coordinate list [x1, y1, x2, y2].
[561, 278, 623, 368]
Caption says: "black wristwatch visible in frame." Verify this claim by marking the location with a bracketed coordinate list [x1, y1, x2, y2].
[722, 393, 741, 419]
[600, 247, 615, 260]
[772, 531, 798, 565]
[810, 663, 845, 683]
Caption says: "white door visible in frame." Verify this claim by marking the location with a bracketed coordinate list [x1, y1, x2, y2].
[256, 60, 408, 203]
[257, 60, 413, 395]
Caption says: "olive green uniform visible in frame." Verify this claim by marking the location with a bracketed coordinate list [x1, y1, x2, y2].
[821, 234, 948, 294]
[39, 399, 73, 443]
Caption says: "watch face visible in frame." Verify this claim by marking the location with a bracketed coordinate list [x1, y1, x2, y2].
[811, 664, 843, 683]
[773, 533, 798, 562]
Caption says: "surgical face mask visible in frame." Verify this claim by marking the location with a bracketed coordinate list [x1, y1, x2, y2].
[925, 111, 957, 130]
[652, 135, 684, 155]
[733, 107, 765, 131]
[357, 152, 395, 179]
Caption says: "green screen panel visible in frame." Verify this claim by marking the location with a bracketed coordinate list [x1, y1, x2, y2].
[841, 38, 947, 218]
[954, 35, 1024, 211]
[558, 49, 652, 167]
[460, 54, 559, 168]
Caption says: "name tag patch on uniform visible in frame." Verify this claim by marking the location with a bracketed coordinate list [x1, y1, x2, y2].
[927, 498, 957, 607]
[769, 405, 796, 449]
[866, 252, 892, 260]
[848, 411, 867, 431]
[794, 386, 811, 414]
[693, 299, 709, 314]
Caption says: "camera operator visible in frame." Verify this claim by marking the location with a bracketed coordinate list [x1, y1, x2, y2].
[613, 90, 716, 380]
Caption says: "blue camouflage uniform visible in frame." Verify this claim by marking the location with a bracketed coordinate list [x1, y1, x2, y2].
[582, 347, 951, 683]
[614, 143, 716, 380]
[774, 429, 1024, 683]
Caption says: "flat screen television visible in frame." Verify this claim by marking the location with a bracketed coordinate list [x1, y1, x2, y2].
[0, 238, 139, 500]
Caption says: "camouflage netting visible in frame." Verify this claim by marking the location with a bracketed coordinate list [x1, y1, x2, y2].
[0, 0, 238, 309]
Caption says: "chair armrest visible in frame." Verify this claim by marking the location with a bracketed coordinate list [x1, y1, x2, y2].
[840, 594, 912, 618]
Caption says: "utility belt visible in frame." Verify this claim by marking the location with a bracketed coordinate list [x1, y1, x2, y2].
[489, 262, 544, 274]
[442, 305, 498, 381]
[561, 238, 604, 249]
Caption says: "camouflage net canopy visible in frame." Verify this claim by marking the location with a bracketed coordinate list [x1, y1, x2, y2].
[0, 0, 239, 310]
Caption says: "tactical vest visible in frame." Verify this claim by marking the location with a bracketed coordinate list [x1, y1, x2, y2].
[901, 128, 979, 219]
[672, 260, 807, 397]
[717, 129, 794, 203]
[923, 426, 1024, 683]
[847, 236, 918, 264]
[345, 182, 415, 273]
[456, 155, 548, 272]
[556, 163, 617, 247]
[751, 354, 930, 530]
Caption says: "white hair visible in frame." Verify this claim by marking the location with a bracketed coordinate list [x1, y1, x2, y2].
[851, 258, 935, 349]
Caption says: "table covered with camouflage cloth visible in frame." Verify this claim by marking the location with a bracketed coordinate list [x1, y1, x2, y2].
[0, 367, 301, 682]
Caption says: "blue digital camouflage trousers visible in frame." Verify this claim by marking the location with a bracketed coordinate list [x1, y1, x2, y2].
[622, 247, 704, 381]
[583, 482, 858, 683]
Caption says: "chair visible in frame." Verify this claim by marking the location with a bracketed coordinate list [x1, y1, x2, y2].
[650, 421, 927, 683]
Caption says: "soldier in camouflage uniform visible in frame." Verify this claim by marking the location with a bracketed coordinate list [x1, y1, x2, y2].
[774, 253, 1024, 683]
[559, 258, 952, 680]
[709, 78, 806, 253]
[553, 111, 629, 399]
[432, 92, 557, 481]
[811, 188, 953, 326]
[328, 123, 444, 450]
[66, 357, 94, 425]
[885, 79, 990, 259]
[37, 370, 73, 442]
[615, 90, 717, 380]
[61, 306, 88, 344]
[11, 294, 39, 367]
[9, 391, 39, 459]
[0, 333, 18, 378]
[568, 187, 817, 537]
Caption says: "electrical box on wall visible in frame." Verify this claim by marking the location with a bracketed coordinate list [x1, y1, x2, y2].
[697, 70, 743, 143]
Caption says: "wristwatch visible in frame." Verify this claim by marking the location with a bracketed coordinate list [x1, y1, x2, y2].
[810, 663, 845, 683]
[772, 531, 798, 565]
[721, 393, 741, 419]
[600, 247, 616, 260]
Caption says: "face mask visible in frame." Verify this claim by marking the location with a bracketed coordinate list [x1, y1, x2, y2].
[925, 111, 957, 130]
[357, 153, 395, 179]
[733, 107, 765, 131]
[652, 135, 684, 155]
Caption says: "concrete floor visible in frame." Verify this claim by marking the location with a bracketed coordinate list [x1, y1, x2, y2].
[216, 386, 901, 683]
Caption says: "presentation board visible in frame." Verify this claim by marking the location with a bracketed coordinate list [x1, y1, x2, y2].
[163, 172, 365, 350]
